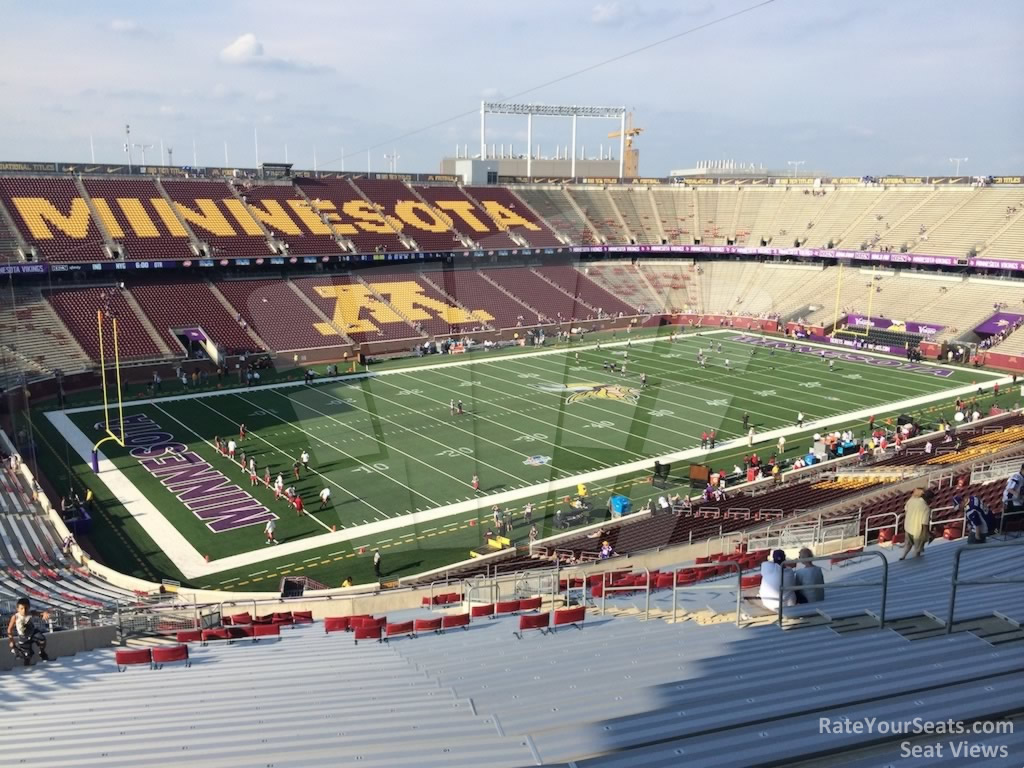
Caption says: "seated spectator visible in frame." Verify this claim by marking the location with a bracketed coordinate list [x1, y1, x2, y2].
[341, 576, 353, 588]
[955, 494, 995, 545]
[793, 547, 825, 603]
[759, 550, 795, 611]
[599, 541, 615, 560]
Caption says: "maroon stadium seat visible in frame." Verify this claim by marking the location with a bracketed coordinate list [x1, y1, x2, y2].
[151, 645, 190, 669]
[115, 648, 152, 671]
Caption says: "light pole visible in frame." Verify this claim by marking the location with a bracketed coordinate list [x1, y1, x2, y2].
[133, 142, 153, 166]
[124, 124, 132, 173]
[949, 157, 967, 176]
[787, 160, 805, 178]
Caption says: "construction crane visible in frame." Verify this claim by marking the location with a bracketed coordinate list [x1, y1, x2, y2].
[608, 111, 643, 178]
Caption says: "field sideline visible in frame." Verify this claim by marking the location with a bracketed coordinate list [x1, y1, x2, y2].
[40, 328, 1006, 588]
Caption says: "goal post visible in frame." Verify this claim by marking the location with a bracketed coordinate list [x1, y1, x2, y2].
[92, 310, 126, 471]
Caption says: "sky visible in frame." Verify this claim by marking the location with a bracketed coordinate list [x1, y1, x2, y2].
[0, 0, 1020, 176]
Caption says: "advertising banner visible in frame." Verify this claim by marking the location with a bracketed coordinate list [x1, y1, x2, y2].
[974, 312, 1024, 336]
[844, 315, 945, 336]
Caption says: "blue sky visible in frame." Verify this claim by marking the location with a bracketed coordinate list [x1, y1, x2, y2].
[0, 0, 1020, 175]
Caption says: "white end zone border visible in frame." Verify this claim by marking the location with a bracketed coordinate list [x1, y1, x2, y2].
[46, 331, 1009, 580]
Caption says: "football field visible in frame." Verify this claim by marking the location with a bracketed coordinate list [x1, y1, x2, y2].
[39, 329, 1003, 589]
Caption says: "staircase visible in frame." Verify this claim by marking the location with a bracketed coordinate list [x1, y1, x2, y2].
[154, 179, 203, 255]
[528, 267, 598, 313]
[418, 271, 492, 329]
[291, 183, 357, 252]
[284, 280, 355, 345]
[121, 290, 175, 357]
[205, 281, 275, 350]
[352, 274, 427, 338]
[477, 271, 545, 318]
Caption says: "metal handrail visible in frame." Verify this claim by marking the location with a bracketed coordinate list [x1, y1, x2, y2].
[599, 567, 651, 620]
[777, 550, 889, 629]
[671, 560, 744, 626]
[863, 511, 902, 546]
[946, 538, 1024, 633]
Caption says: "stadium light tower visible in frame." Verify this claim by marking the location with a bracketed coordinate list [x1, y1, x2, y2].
[132, 142, 153, 166]
[481, 102, 627, 178]
[949, 157, 967, 176]
[124, 124, 132, 174]
[787, 160, 805, 178]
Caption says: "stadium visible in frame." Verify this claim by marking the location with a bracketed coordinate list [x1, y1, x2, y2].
[1, 2, 1023, 766]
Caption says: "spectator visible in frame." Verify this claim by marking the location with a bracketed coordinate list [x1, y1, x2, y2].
[1002, 463, 1024, 519]
[372, 549, 382, 579]
[759, 549, 795, 611]
[793, 547, 825, 603]
[599, 540, 615, 559]
[900, 488, 933, 560]
[955, 494, 995, 545]
[341, 576, 353, 588]
[7, 598, 50, 666]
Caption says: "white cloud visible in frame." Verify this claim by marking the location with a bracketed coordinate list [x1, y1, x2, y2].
[221, 33, 264, 64]
[219, 33, 330, 73]
[591, 2, 622, 25]
[109, 19, 144, 35]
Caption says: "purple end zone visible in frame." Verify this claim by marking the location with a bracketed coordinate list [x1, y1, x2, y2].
[728, 334, 956, 378]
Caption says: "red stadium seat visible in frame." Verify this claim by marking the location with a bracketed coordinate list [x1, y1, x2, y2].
[202, 628, 232, 644]
[175, 629, 203, 643]
[385, 621, 415, 641]
[324, 617, 350, 634]
[151, 645, 190, 669]
[228, 612, 252, 625]
[470, 603, 495, 619]
[495, 600, 520, 616]
[551, 606, 585, 632]
[253, 624, 281, 641]
[513, 612, 551, 639]
[518, 596, 543, 612]
[354, 623, 382, 644]
[292, 611, 314, 624]
[740, 574, 763, 589]
[441, 613, 470, 632]
[413, 617, 442, 634]
[115, 648, 152, 671]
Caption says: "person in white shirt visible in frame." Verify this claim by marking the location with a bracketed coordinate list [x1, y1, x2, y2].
[274, 474, 284, 500]
[759, 550, 796, 611]
[319, 487, 331, 510]
[227, 439, 236, 459]
[300, 450, 310, 470]
[1003, 464, 1024, 517]
[264, 519, 278, 545]
[793, 547, 825, 603]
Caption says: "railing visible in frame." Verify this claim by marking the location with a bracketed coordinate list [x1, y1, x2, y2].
[945, 539, 1024, 633]
[671, 560, 744, 626]
[599, 567, 652, 620]
[778, 550, 889, 628]
[971, 457, 1024, 485]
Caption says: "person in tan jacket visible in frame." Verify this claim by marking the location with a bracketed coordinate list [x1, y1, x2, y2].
[900, 487, 934, 560]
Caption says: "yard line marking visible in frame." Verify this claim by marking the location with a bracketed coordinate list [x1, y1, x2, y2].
[176, 399, 357, 532]
[309, 378, 578, 483]
[250, 569, 268, 576]
[256, 390, 446, 505]
[300, 383, 548, 486]
[206, 395, 390, 516]
[421, 366, 665, 457]
[302, 556, 319, 563]
[378, 538, 393, 543]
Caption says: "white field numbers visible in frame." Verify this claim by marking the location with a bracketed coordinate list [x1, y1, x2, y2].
[352, 463, 390, 473]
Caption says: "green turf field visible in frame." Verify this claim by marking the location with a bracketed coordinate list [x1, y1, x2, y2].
[35, 329, 1004, 590]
